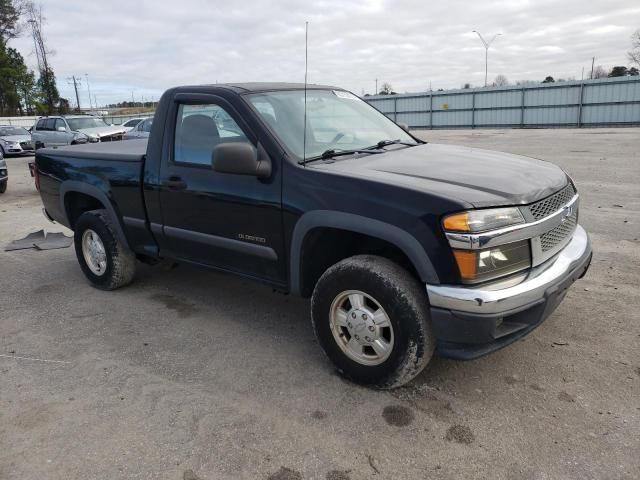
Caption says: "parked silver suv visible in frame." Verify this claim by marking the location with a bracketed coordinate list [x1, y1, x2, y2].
[31, 116, 127, 148]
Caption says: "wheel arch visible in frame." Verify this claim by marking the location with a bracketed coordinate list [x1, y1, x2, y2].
[59, 181, 130, 249]
[290, 210, 438, 296]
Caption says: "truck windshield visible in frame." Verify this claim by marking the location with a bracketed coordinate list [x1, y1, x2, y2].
[67, 117, 109, 131]
[246, 89, 417, 160]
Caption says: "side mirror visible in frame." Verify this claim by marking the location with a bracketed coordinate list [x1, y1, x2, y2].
[398, 122, 410, 132]
[57, 126, 67, 132]
[213, 143, 271, 178]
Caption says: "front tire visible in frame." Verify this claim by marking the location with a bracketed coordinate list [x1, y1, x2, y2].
[311, 255, 435, 389]
[73, 209, 136, 290]
[0, 180, 6, 194]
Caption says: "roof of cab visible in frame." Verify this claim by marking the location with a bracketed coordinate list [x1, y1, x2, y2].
[176, 82, 344, 94]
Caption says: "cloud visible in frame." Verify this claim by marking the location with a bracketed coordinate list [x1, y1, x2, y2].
[8, 0, 638, 104]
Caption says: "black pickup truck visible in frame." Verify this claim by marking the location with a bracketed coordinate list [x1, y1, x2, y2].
[35, 83, 592, 388]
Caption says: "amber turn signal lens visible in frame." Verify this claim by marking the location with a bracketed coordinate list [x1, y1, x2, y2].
[443, 212, 470, 232]
[452, 250, 478, 280]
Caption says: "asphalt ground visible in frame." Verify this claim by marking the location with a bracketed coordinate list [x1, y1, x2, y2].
[0, 128, 638, 480]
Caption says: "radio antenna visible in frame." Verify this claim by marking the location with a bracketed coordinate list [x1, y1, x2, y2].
[302, 21, 309, 167]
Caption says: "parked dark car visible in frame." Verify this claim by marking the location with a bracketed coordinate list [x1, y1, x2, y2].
[34, 83, 592, 388]
[0, 148, 7, 193]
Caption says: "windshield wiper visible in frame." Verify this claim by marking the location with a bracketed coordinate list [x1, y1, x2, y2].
[300, 148, 384, 165]
[365, 139, 419, 150]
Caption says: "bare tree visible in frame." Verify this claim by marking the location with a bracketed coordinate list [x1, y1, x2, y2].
[494, 75, 509, 86]
[379, 82, 394, 95]
[629, 29, 640, 67]
[516, 80, 537, 86]
[592, 65, 608, 79]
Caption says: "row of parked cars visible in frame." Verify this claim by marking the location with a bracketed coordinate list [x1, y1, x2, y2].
[0, 115, 153, 194]
[0, 115, 154, 155]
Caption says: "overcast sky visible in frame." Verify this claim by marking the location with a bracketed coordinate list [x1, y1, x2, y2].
[8, 0, 640, 106]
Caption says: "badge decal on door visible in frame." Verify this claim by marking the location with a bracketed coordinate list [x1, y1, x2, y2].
[238, 233, 266, 244]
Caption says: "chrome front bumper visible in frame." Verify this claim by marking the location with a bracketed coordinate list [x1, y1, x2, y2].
[427, 225, 591, 315]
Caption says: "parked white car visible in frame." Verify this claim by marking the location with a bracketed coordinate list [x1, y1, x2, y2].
[0, 125, 35, 156]
[123, 117, 153, 139]
[121, 118, 145, 132]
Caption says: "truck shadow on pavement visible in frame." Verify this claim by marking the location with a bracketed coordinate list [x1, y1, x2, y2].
[127, 260, 462, 387]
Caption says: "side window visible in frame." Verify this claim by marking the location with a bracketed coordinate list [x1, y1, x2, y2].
[54, 119, 66, 131]
[141, 118, 153, 132]
[43, 119, 55, 131]
[36, 119, 47, 130]
[174, 104, 249, 166]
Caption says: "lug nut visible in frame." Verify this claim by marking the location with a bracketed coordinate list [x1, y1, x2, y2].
[355, 335, 360, 340]
[362, 314, 368, 320]
[365, 336, 371, 342]
[368, 326, 374, 332]
[351, 312, 356, 319]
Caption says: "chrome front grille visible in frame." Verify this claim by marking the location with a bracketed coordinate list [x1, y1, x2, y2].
[526, 183, 579, 265]
[540, 212, 577, 252]
[527, 183, 576, 220]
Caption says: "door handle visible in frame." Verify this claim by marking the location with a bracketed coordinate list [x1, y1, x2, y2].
[165, 176, 188, 190]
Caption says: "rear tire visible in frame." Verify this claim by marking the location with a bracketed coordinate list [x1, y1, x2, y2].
[0, 181, 6, 194]
[311, 255, 435, 389]
[73, 209, 136, 290]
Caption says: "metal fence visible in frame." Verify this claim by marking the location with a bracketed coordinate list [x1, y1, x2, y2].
[3, 77, 639, 130]
[364, 76, 640, 129]
[0, 115, 39, 128]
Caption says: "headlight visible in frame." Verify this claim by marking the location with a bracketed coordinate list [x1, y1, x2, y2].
[443, 207, 525, 233]
[452, 240, 531, 284]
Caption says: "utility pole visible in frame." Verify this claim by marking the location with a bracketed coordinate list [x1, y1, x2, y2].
[375, 78, 378, 95]
[67, 76, 82, 111]
[472, 30, 502, 87]
[590, 57, 595, 79]
[85, 74, 93, 109]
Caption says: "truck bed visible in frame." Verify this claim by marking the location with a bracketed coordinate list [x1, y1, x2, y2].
[35, 139, 149, 247]
[40, 138, 148, 162]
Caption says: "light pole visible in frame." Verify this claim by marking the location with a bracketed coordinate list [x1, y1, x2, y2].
[472, 31, 502, 87]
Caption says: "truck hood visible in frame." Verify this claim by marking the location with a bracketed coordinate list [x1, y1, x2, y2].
[1, 134, 31, 143]
[310, 143, 569, 208]
[77, 126, 126, 137]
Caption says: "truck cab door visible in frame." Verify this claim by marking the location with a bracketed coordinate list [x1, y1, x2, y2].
[156, 95, 285, 286]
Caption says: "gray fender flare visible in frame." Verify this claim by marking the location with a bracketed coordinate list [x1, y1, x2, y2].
[59, 181, 130, 249]
[289, 210, 439, 295]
